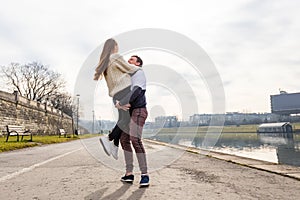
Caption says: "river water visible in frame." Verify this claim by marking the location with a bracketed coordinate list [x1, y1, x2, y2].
[145, 131, 300, 166]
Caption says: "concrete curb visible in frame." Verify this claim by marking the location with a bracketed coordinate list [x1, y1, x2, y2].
[144, 139, 300, 181]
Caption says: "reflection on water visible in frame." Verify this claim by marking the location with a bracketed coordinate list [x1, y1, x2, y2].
[148, 131, 300, 166]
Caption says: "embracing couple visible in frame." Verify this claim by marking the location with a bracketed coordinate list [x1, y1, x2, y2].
[93, 38, 149, 187]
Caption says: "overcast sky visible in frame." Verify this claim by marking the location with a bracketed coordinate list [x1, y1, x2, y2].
[1, 0, 300, 121]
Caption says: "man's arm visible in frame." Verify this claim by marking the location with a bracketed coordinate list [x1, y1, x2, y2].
[110, 54, 140, 74]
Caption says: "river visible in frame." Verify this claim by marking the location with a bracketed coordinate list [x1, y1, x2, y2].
[145, 131, 300, 166]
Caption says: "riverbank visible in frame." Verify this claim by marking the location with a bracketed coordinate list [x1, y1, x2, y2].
[145, 128, 300, 168]
[145, 122, 300, 134]
[144, 139, 300, 181]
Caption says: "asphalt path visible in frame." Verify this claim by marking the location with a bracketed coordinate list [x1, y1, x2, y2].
[0, 137, 300, 200]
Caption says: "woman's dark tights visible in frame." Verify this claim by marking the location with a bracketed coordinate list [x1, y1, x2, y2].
[108, 86, 131, 147]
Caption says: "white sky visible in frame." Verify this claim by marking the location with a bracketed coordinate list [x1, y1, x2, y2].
[1, 0, 300, 121]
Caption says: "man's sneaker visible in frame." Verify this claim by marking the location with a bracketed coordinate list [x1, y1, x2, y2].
[139, 175, 149, 187]
[99, 136, 111, 156]
[121, 174, 134, 183]
[110, 143, 119, 160]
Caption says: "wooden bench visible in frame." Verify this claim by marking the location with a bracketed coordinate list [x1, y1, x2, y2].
[6, 125, 32, 142]
[59, 129, 67, 138]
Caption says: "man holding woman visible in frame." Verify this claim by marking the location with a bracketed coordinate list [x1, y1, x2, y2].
[94, 39, 149, 187]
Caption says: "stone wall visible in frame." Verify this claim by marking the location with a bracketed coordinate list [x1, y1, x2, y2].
[0, 90, 74, 135]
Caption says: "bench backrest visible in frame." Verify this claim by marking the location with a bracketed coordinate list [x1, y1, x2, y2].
[59, 129, 66, 134]
[6, 125, 25, 133]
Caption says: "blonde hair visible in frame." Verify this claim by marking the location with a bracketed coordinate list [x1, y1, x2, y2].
[93, 38, 117, 80]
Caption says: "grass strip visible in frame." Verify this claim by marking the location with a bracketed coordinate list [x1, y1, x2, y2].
[0, 134, 99, 153]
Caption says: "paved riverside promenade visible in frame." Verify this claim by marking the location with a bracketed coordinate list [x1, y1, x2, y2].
[0, 137, 300, 200]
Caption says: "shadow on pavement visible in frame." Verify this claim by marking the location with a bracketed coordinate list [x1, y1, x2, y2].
[84, 183, 133, 200]
[84, 187, 108, 200]
[126, 187, 147, 200]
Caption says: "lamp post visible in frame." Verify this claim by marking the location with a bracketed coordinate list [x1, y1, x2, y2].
[99, 116, 102, 134]
[76, 94, 80, 135]
[57, 99, 61, 130]
[92, 110, 95, 134]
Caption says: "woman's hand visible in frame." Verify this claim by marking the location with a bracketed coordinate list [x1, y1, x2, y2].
[115, 101, 131, 111]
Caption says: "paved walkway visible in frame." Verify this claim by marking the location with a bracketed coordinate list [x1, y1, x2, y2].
[0, 137, 299, 200]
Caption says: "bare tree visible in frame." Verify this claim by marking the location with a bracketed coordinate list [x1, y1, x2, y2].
[1, 62, 65, 102]
[50, 92, 75, 117]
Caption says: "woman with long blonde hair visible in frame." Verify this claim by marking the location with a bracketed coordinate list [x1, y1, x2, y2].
[94, 38, 139, 160]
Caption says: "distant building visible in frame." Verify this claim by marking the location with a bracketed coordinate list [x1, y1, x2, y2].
[271, 92, 300, 115]
[189, 114, 211, 126]
[155, 116, 178, 128]
[189, 112, 280, 126]
[257, 122, 293, 134]
[225, 112, 279, 124]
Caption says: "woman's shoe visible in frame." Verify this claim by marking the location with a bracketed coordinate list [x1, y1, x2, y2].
[99, 136, 111, 156]
[110, 143, 119, 160]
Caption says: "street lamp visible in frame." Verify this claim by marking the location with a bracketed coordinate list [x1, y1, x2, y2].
[99, 116, 102, 134]
[76, 94, 80, 135]
[92, 110, 95, 134]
